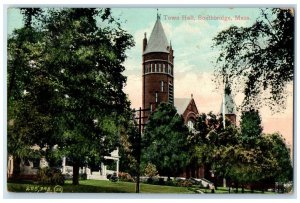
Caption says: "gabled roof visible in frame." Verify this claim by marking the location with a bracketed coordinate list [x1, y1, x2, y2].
[174, 97, 199, 115]
[143, 16, 169, 55]
[174, 98, 191, 115]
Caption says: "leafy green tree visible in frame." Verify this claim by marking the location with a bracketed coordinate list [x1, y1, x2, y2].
[142, 103, 190, 179]
[213, 8, 294, 111]
[240, 109, 263, 147]
[7, 11, 61, 176]
[119, 119, 139, 176]
[258, 133, 293, 185]
[7, 8, 134, 185]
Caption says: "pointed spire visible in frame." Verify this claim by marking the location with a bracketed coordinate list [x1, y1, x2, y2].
[157, 8, 161, 20]
[220, 80, 236, 115]
[143, 12, 169, 55]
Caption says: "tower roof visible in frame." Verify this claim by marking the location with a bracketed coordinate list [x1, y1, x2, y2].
[144, 16, 169, 55]
[220, 89, 236, 115]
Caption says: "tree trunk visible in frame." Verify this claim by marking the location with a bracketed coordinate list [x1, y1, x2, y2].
[72, 163, 79, 185]
[12, 156, 21, 178]
[242, 184, 244, 193]
[235, 182, 238, 193]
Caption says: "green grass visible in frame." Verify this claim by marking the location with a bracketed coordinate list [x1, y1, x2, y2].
[199, 186, 276, 194]
[7, 180, 195, 193]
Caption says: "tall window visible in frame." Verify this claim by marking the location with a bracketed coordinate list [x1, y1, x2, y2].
[155, 64, 157, 72]
[163, 64, 166, 73]
[150, 103, 153, 112]
[161, 81, 164, 92]
[187, 120, 194, 130]
[155, 92, 158, 103]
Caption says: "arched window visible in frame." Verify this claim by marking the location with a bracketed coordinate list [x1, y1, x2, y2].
[187, 120, 194, 130]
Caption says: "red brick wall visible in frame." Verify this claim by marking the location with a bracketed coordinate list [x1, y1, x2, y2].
[142, 51, 174, 123]
[226, 114, 236, 126]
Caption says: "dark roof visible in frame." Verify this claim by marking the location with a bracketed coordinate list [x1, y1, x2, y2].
[144, 17, 169, 54]
[220, 93, 236, 114]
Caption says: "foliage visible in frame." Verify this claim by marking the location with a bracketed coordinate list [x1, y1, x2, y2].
[37, 167, 64, 185]
[191, 110, 292, 191]
[7, 8, 134, 185]
[240, 109, 263, 147]
[176, 179, 193, 187]
[142, 103, 190, 178]
[213, 8, 294, 112]
[118, 172, 134, 182]
[119, 120, 139, 176]
[144, 163, 159, 178]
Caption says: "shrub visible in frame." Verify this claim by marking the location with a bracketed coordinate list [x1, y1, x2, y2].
[38, 167, 64, 185]
[80, 173, 87, 180]
[177, 179, 193, 187]
[144, 163, 158, 178]
[118, 172, 134, 182]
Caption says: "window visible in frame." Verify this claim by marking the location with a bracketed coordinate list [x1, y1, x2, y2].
[155, 92, 158, 103]
[151, 64, 153, 72]
[159, 64, 162, 72]
[187, 120, 194, 130]
[161, 81, 164, 92]
[163, 64, 166, 73]
[155, 64, 157, 72]
[150, 103, 153, 112]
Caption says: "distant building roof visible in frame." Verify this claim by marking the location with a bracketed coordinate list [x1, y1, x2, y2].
[144, 16, 169, 55]
[220, 93, 236, 114]
[174, 98, 191, 115]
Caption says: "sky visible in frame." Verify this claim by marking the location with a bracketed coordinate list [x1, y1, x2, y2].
[7, 7, 293, 149]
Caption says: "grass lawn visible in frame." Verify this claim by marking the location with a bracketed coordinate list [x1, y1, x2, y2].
[199, 186, 275, 194]
[7, 179, 195, 193]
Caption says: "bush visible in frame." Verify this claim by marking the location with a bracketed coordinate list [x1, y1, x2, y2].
[144, 163, 158, 178]
[176, 179, 193, 187]
[118, 172, 134, 182]
[80, 173, 87, 180]
[38, 167, 64, 185]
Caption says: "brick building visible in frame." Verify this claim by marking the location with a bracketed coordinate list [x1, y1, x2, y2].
[141, 14, 236, 179]
[142, 14, 200, 127]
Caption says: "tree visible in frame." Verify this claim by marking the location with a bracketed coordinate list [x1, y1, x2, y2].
[119, 119, 139, 176]
[142, 103, 190, 179]
[258, 133, 293, 185]
[240, 109, 263, 147]
[213, 8, 294, 112]
[7, 8, 134, 185]
[7, 12, 61, 176]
